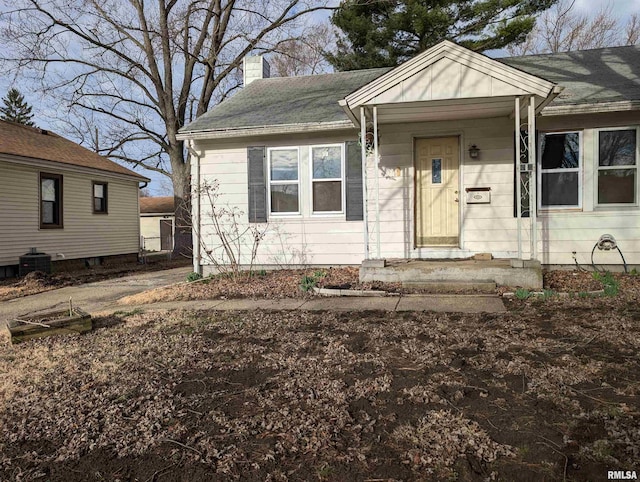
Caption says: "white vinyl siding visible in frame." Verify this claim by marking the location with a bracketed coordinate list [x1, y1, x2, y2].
[0, 160, 141, 267]
[194, 134, 364, 269]
[193, 112, 640, 270]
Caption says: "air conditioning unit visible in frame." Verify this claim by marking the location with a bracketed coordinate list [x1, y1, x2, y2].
[19, 248, 52, 276]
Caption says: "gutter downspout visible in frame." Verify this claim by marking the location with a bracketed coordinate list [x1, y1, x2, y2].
[187, 140, 202, 276]
[360, 106, 369, 260]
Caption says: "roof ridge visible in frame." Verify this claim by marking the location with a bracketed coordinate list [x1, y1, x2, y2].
[251, 66, 391, 83]
[0, 119, 58, 136]
[501, 43, 639, 61]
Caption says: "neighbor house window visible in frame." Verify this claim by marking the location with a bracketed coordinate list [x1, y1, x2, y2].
[538, 131, 581, 208]
[311, 144, 344, 213]
[268, 147, 299, 214]
[40, 172, 63, 228]
[597, 128, 638, 205]
[93, 181, 108, 214]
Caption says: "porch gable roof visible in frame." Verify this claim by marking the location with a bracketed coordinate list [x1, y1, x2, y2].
[343, 40, 557, 112]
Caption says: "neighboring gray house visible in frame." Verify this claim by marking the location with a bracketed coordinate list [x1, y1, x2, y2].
[178, 41, 640, 278]
[0, 120, 149, 277]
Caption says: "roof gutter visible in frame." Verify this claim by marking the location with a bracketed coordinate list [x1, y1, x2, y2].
[540, 99, 640, 116]
[177, 120, 355, 141]
[535, 85, 564, 114]
[339, 99, 361, 127]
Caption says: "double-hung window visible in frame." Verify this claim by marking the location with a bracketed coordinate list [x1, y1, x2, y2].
[597, 128, 638, 205]
[538, 131, 581, 209]
[268, 147, 300, 215]
[311, 144, 344, 214]
[93, 181, 108, 214]
[40, 172, 63, 228]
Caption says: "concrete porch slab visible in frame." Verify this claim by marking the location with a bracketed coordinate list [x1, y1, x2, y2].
[360, 258, 542, 289]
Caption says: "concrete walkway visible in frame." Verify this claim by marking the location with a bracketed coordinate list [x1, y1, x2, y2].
[1, 266, 506, 327]
[94, 294, 506, 317]
[0, 266, 191, 326]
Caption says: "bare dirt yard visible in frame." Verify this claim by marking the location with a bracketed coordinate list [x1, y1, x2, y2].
[0, 258, 191, 302]
[1, 293, 639, 481]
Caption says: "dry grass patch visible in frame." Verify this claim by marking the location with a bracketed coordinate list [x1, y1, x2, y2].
[1, 302, 639, 481]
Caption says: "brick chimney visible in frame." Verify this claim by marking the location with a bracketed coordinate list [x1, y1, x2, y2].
[243, 55, 271, 86]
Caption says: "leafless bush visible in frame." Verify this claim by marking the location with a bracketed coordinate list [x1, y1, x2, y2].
[194, 179, 268, 278]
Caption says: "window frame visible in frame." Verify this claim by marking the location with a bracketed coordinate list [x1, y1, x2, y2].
[92, 181, 109, 214]
[595, 126, 639, 208]
[537, 130, 583, 211]
[267, 146, 301, 217]
[309, 143, 345, 216]
[39, 172, 64, 229]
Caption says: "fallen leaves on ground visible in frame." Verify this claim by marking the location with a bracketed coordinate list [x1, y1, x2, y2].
[1, 300, 639, 481]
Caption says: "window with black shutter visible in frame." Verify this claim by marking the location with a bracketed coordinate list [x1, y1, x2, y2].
[247, 146, 267, 223]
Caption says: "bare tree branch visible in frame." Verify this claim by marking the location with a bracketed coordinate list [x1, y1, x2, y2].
[506, 0, 637, 56]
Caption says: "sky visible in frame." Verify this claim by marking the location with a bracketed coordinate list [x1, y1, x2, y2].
[1, 0, 638, 196]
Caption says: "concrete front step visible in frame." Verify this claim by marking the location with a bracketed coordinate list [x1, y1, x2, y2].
[401, 280, 497, 293]
[361, 258, 543, 290]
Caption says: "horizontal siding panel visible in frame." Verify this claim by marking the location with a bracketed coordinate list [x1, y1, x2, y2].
[0, 161, 140, 266]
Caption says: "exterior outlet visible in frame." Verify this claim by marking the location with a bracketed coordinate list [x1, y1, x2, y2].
[243, 55, 271, 86]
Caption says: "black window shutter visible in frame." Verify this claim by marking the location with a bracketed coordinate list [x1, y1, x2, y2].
[247, 146, 267, 223]
[345, 140, 363, 221]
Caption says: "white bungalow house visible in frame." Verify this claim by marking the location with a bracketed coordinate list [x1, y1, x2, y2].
[0, 120, 149, 278]
[178, 41, 640, 284]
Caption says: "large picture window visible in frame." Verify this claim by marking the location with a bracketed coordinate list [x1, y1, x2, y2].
[311, 144, 344, 214]
[268, 147, 299, 214]
[40, 172, 63, 228]
[538, 132, 581, 209]
[597, 128, 638, 205]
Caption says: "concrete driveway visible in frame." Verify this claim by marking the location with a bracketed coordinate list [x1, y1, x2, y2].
[0, 266, 190, 326]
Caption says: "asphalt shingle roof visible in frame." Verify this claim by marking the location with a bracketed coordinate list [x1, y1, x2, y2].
[181, 45, 640, 134]
[502, 44, 640, 106]
[140, 196, 175, 214]
[0, 120, 148, 180]
[181, 68, 390, 133]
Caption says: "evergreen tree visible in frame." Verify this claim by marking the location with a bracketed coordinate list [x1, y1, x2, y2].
[326, 0, 558, 71]
[0, 88, 35, 126]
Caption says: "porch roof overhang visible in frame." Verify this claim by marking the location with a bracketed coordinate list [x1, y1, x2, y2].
[341, 40, 560, 125]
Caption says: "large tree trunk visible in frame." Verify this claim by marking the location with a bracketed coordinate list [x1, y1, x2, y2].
[170, 148, 192, 258]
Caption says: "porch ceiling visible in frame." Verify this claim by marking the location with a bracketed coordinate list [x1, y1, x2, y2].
[372, 96, 519, 124]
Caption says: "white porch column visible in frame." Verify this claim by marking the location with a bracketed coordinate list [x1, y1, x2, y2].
[514, 97, 522, 260]
[373, 105, 381, 259]
[528, 96, 538, 260]
[360, 106, 369, 260]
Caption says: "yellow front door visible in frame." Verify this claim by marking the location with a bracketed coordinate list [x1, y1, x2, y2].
[415, 137, 460, 247]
